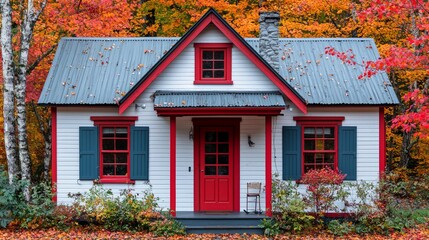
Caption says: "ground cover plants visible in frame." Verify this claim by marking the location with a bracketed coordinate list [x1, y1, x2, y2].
[0, 167, 428, 239]
[264, 168, 429, 237]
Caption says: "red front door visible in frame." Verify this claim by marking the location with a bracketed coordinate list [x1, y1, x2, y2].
[199, 127, 234, 211]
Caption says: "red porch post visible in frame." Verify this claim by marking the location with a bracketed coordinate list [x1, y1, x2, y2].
[170, 116, 176, 216]
[379, 107, 386, 177]
[265, 116, 272, 216]
[51, 107, 57, 202]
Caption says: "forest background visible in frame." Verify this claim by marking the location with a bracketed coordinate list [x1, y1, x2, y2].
[0, 0, 428, 185]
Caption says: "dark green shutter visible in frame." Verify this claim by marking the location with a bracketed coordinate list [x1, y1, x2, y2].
[338, 126, 357, 180]
[130, 126, 149, 180]
[282, 126, 302, 180]
[79, 127, 99, 180]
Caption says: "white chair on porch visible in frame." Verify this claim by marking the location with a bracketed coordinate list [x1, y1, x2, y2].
[244, 182, 262, 214]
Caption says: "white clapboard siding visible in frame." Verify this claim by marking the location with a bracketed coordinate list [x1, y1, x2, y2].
[55, 25, 381, 212]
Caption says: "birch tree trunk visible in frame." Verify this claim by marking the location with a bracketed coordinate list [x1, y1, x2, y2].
[16, 0, 47, 200]
[1, 0, 19, 184]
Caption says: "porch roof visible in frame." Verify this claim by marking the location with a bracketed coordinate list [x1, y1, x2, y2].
[152, 91, 286, 116]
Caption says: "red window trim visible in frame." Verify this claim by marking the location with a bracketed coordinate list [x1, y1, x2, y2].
[91, 116, 138, 183]
[294, 117, 344, 175]
[194, 43, 232, 85]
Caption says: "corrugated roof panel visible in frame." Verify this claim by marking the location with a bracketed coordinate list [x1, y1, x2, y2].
[248, 38, 399, 105]
[38, 37, 179, 105]
[153, 91, 285, 108]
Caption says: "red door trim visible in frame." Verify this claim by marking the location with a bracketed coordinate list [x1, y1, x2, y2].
[265, 116, 272, 216]
[379, 107, 386, 177]
[192, 118, 241, 212]
[51, 107, 57, 202]
[170, 116, 177, 216]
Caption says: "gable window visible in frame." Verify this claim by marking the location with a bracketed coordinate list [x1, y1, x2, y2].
[194, 43, 232, 84]
[282, 117, 357, 181]
[79, 117, 149, 183]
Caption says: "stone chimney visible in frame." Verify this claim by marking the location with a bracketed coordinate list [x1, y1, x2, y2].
[259, 12, 280, 72]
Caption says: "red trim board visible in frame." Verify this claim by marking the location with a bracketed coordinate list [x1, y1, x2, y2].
[170, 117, 177, 216]
[265, 116, 272, 216]
[379, 107, 386, 177]
[51, 107, 57, 202]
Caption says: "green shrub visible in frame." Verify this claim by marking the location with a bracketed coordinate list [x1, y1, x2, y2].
[327, 219, 353, 236]
[69, 185, 185, 235]
[269, 174, 314, 234]
[0, 168, 55, 229]
[149, 215, 186, 237]
[260, 218, 281, 237]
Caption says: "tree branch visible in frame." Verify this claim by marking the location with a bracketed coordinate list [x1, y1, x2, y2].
[30, 101, 49, 141]
[26, 44, 57, 75]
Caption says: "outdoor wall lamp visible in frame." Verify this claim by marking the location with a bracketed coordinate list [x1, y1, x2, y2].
[248, 135, 255, 147]
[135, 103, 146, 110]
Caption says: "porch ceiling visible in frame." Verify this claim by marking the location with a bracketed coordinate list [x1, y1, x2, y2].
[153, 91, 286, 116]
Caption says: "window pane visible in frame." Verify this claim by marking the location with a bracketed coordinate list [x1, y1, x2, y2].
[116, 139, 127, 150]
[205, 132, 216, 142]
[116, 153, 127, 163]
[218, 166, 228, 175]
[218, 155, 229, 164]
[325, 153, 335, 164]
[116, 165, 127, 175]
[218, 144, 228, 153]
[103, 154, 114, 163]
[325, 128, 334, 138]
[304, 153, 314, 163]
[214, 61, 224, 69]
[218, 132, 228, 142]
[102, 139, 114, 150]
[203, 70, 213, 78]
[205, 144, 216, 153]
[315, 154, 324, 163]
[316, 128, 324, 138]
[205, 155, 216, 164]
[202, 61, 213, 69]
[213, 70, 224, 78]
[214, 51, 224, 59]
[103, 128, 114, 138]
[304, 128, 315, 138]
[316, 139, 324, 150]
[103, 165, 114, 175]
[203, 51, 213, 59]
[304, 140, 315, 150]
[325, 140, 335, 150]
[116, 128, 128, 138]
[205, 166, 216, 175]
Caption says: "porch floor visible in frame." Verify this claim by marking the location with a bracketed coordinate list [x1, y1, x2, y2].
[175, 211, 268, 234]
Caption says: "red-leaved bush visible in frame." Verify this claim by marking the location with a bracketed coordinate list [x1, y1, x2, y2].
[300, 168, 347, 218]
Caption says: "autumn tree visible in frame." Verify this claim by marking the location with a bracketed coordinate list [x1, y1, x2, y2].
[356, 0, 429, 174]
[0, 0, 140, 188]
[1, 0, 48, 201]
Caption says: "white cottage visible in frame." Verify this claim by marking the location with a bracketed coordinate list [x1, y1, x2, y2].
[38, 9, 399, 218]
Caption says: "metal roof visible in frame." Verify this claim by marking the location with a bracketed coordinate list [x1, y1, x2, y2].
[38, 37, 399, 106]
[153, 91, 286, 108]
[247, 38, 399, 105]
[38, 37, 179, 105]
